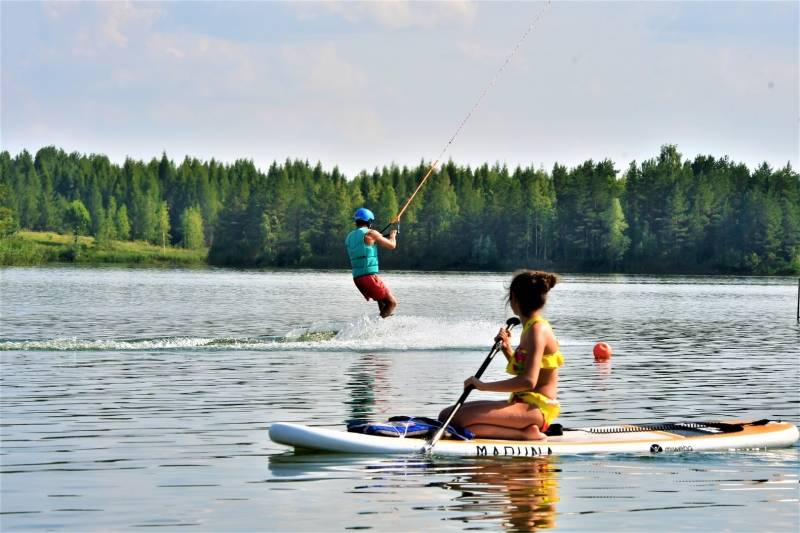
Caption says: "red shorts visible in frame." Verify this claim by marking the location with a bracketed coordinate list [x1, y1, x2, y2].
[353, 274, 389, 301]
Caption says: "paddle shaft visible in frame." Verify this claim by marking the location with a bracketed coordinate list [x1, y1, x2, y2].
[428, 324, 516, 449]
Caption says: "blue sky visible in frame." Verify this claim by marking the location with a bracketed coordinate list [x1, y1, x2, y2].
[2, 1, 797, 177]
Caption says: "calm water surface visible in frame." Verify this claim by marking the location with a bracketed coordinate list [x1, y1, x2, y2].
[1, 267, 798, 531]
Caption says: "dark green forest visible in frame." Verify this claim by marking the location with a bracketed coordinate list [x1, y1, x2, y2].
[1, 145, 798, 274]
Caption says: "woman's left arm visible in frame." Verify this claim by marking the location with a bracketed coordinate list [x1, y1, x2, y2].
[465, 324, 544, 393]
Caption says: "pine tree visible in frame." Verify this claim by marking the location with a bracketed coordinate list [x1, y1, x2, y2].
[0, 183, 17, 236]
[20, 166, 41, 230]
[96, 197, 118, 248]
[661, 184, 690, 263]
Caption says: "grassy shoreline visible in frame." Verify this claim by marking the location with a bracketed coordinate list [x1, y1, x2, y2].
[3, 231, 797, 275]
[0, 231, 207, 266]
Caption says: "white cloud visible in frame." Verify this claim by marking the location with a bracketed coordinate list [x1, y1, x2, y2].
[259, 99, 387, 143]
[281, 42, 370, 99]
[98, 1, 161, 48]
[66, 2, 161, 57]
[42, 1, 76, 21]
[325, 0, 478, 29]
[121, 32, 259, 97]
[164, 46, 185, 60]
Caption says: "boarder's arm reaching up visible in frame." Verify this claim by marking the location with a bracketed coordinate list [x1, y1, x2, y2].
[364, 229, 397, 249]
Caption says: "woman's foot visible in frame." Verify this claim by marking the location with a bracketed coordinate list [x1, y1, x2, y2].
[521, 424, 547, 441]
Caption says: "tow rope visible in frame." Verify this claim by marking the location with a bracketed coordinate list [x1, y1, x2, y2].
[380, 0, 553, 234]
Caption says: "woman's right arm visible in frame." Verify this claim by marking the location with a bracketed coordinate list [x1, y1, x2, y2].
[496, 328, 514, 361]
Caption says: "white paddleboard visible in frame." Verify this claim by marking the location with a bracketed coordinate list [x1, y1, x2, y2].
[269, 419, 799, 456]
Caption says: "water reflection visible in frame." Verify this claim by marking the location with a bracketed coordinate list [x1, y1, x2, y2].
[593, 361, 612, 377]
[268, 454, 559, 532]
[434, 457, 559, 532]
[344, 354, 393, 423]
[593, 361, 612, 391]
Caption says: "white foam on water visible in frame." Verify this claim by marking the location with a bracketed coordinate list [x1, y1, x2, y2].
[0, 314, 589, 352]
[327, 314, 497, 351]
[0, 336, 220, 352]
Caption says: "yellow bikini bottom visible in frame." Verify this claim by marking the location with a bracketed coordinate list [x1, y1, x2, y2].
[509, 391, 561, 427]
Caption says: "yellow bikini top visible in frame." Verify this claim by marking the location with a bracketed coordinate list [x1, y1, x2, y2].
[506, 317, 564, 376]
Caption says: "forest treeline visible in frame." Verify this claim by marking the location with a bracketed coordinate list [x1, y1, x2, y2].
[1, 145, 798, 273]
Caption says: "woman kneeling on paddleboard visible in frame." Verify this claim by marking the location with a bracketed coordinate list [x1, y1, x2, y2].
[439, 270, 561, 441]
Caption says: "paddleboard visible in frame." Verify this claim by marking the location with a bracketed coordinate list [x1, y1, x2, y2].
[269, 419, 799, 456]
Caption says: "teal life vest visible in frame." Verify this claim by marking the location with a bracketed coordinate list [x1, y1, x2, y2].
[345, 227, 379, 278]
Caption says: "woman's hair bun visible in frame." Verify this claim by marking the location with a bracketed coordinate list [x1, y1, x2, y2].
[530, 271, 559, 292]
[508, 270, 560, 315]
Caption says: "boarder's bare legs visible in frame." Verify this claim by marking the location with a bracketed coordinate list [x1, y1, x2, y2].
[378, 291, 396, 318]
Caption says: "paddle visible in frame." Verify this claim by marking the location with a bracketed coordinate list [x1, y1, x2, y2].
[425, 317, 521, 452]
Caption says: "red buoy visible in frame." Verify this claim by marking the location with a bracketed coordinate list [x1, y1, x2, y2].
[593, 342, 612, 361]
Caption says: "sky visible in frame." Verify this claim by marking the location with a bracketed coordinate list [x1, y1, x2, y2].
[2, 1, 798, 178]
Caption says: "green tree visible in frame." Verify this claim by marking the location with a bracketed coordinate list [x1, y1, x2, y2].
[155, 201, 171, 251]
[65, 199, 92, 239]
[553, 159, 620, 265]
[371, 169, 399, 230]
[306, 176, 350, 264]
[20, 163, 41, 229]
[134, 191, 159, 243]
[95, 197, 118, 248]
[660, 184, 690, 263]
[600, 198, 630, 265]
[116, 204, 131, 241]
[741, 188, 783, 272]
[416, 168, 459, 260]
[471, 235, 498, 267]
[0, 183, 18, 236]
[180, 206, 205, 249]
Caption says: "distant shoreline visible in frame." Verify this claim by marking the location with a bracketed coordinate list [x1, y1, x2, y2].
[0, 231, 206, 266]
[3, 146, 799, 275]
[3, 231, 798, 277]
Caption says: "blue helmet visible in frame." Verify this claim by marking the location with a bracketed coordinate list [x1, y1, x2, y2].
[354, 208, 374, 222]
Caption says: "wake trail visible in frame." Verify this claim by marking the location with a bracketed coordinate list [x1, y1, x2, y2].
[1, 314, 591, 352]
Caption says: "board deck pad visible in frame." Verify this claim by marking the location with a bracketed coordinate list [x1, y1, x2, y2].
[269, 419, 799, 456]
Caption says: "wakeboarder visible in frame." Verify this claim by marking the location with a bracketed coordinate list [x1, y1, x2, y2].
[344, 208, 398, 318]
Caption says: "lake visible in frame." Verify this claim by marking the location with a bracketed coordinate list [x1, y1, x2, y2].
[1, 266, 798, 531]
